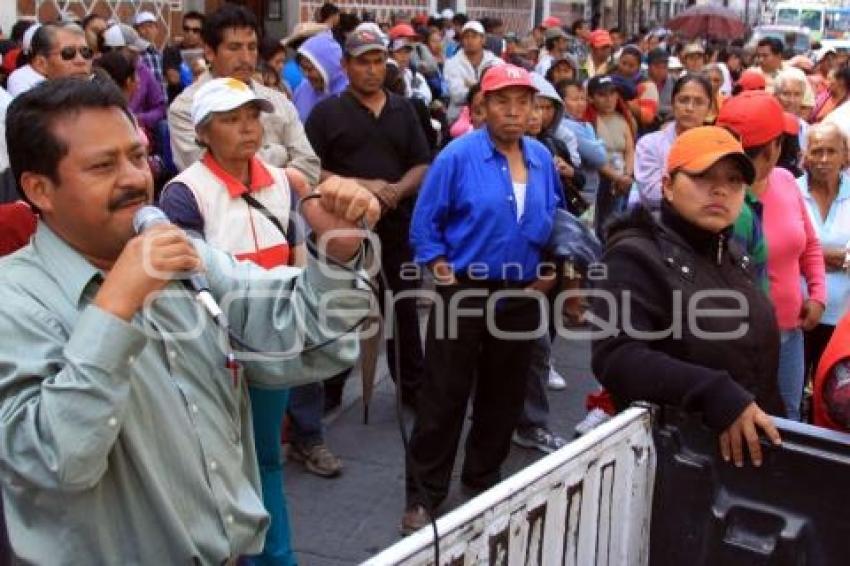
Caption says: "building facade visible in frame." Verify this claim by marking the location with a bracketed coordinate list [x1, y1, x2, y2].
[7, 0, 665, 47]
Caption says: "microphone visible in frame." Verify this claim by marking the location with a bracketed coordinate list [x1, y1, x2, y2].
[132, 206, 227, 326]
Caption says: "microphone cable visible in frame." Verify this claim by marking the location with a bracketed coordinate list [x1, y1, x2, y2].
[210, 192, 442, 564]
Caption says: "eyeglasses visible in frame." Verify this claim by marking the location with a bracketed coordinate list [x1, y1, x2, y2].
[183, 26, 202, 33]
[52, 46, 94, 61]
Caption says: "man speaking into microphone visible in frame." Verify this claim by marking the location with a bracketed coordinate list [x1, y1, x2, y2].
[0, 78, 378, 564]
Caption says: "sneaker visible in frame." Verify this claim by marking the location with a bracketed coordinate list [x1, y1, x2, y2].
[512, 427, 567, 454]
[574, 408, 612, 437]
[400, 504, 431, 536]
[547, 368, 567, 390]
[288, 443, 343, 477]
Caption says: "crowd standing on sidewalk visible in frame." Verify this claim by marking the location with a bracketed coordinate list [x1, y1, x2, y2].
[1, 1, 850, 562]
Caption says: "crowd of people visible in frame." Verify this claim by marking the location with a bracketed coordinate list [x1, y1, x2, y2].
[1, 1, 850, 563]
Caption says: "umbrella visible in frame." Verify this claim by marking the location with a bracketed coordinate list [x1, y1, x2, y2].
[668, 4, 747, 40]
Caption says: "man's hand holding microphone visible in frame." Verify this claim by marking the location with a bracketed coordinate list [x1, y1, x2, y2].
[94, 177, 380, 322]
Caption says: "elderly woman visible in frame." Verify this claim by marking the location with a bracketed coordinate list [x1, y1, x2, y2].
[159, 78, 310, 566]
[703, 63, 726, 123]
[632, 74, 712, 211]
[775, 68, 810, 151]
[593, 126, 784, 468]
[798, 123, 850, 382]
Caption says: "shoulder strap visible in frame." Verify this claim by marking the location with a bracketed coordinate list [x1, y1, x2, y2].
[241, 193, 297, 247]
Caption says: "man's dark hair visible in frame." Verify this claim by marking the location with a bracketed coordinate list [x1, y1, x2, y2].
[93, 51, 136, 90]
[452, 13, 468, 27]
[570, 18, 587, 36]
[6, 78, 132, 197]
[11, 20, 35, 45]
[80, 13, 105, 32]
[483, 18, 502, 33]
[318, 2, 340, 22]
[183, 10, 205, 25]
[757, 37, 783, 55]
[201, 4, 259, 52]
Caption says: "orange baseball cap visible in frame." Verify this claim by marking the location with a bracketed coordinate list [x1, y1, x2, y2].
[588, 29, 613, 48]
[542, 16, 563, 28]
[735, 69, 766, 92]
[389, 23, 417, 40]
[666, 126, 755, 184]
[717, 90, 784, 148]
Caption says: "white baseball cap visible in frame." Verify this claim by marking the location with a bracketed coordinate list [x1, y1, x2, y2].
[441, 8, 455, 20]
[461, 21, 485, 36]
[134, 11, 157, 26]
[192, 78, 274, 127]
[103, 23, 149, 51]
[22, 23, 41, 53]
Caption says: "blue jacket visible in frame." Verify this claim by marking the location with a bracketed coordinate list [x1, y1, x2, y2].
[410, 128, 562, 282]
[559, 116, 607, 200]
[293, 32, 348, 123]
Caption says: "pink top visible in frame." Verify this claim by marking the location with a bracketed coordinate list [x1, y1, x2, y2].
[762, 168, 827, 329]
[449, 105, 474, 139]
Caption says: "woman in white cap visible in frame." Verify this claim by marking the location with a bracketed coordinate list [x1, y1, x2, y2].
[159, 77, 312, 565]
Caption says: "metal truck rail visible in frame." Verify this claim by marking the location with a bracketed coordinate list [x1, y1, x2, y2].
[366, 406, 655, 566]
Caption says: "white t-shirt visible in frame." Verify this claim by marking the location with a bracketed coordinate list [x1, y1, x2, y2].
[7, 64, 45, 98]
[512, 182, 527, 220]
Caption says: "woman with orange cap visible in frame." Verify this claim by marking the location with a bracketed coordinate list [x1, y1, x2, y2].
[592, 126, 785, 468]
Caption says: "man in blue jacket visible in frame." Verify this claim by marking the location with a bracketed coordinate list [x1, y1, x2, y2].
[403, 64, 562, 533]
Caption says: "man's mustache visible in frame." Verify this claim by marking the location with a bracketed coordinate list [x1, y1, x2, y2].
[108, 189, 149, 212]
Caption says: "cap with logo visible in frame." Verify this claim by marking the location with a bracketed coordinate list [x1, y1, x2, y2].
[586, 74, 617, 96]
[666, 126, 755, 184]
[717, 90, 785, 148]
[480, 64, 537, 95]
[345, 29, 388, 57]
[134, 11, 157, 26]
[191, 78, 274, 127]
[461, 21, 485, 36]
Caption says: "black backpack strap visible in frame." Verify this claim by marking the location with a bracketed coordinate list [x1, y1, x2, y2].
[241, 193, 297, 247]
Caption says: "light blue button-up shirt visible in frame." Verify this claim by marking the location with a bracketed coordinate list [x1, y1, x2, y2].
[799, 172, 850, 325]
[0, 222, 367, 564]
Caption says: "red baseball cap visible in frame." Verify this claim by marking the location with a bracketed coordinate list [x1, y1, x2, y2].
[717, 91, 784, 148]
[783, 112, 800, 136]
[589, 29, 613, 48]
[666, 126, 755, 184]
[480, 64, 537, 95]
[542, 16, 562, 28]
[735, 69, 766, 92]
[389, 23, 416, 40]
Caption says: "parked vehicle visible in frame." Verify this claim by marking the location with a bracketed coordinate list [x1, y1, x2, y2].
[370, 405, 850, 565]
[747, 24, 812, 56]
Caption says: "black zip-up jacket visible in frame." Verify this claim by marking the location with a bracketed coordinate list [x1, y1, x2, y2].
[591, 203, 786, 431]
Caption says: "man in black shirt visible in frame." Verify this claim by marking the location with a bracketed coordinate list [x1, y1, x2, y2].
[162, 11, 205, 102]
[306, 30, 430, 406]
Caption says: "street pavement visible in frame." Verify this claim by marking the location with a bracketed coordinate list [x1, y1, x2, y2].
[284, 333, 599, 565]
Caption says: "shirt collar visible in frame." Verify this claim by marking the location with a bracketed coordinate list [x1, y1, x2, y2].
[31, 221, 103, 306]
[800, 171, 850, 202]
[202, 152, 275, 198]
[478, 127, 541, 168]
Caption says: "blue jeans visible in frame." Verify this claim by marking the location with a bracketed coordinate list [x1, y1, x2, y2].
[778, 328, 805, 421]
[247, 387, 297, 566]
[288, 382, 324, 448]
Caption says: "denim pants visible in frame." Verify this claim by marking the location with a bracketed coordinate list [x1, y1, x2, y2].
[247, 386, 297, 566]
[777, 328, 805, 421]
[288, 383, 324, 448]
[517, 334, 552, 431]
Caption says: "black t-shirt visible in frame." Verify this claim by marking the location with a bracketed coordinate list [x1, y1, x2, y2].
[305, 90, 430, 183]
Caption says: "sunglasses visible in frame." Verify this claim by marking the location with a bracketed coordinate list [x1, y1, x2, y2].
[53, 46, 94, 61]
[183, 26, 202, 33]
